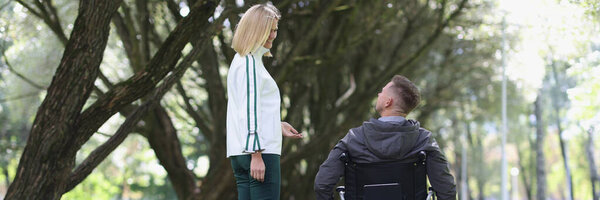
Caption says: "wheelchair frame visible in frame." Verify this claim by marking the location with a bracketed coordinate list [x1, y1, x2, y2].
[335, 151, 436, 200]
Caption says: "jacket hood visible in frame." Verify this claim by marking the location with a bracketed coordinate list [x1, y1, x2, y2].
[356, 118, 430, 160]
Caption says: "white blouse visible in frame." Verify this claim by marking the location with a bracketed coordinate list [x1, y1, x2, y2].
[226, 46, 282, 157]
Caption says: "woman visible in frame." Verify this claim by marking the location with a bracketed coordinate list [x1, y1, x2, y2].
[227, 3, 303, 200]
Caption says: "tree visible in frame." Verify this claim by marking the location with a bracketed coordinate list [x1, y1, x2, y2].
[4, 0, 218, 199]
[567, 39, 600, 200]
[1, 0, 518, 199]
[549, 58, 575, 200]
[5, 0, 124, 198]
[534, 93, 547, 200]
[570, 2, 600, 198]
[585, 126, 599, 200]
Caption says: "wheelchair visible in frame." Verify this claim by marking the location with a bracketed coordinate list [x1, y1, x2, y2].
[335, 151, 435, 200]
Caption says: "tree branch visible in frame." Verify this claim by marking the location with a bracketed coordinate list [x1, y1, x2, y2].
[276, 0, 343, 83]
[4, 0, 123, 198]
[334, 73, 355, 107]
[167, 0, 183, 21]
[0, 1, 11, 11]
[0, 91, 39, 103]
[1, 49, 45, 90]
[31, 0, 68, 45]
[171, 4, 236, 142]
[176, 81, 214, 137]
[135, 0, 151, 65]
[97, 69, 114, 89]
[92, 85, 105, 97]
[373, 0, 468, 90]
[13, 0, 43, 19]
[67, 41, 204, 192]
[43, 0, 64, 36]
[112, 3, 144, 71]
[73, 0, 218, 152]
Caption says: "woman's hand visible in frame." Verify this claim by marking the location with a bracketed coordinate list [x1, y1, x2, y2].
[250, 152, 266, 182]
[281, 122, 303, 139]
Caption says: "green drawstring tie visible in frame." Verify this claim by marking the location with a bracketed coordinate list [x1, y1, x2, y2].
[243, 55, 263, 153]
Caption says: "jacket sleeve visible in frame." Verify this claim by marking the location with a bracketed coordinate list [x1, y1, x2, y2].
[425, 136, 457, 200]
[314, 138, 348, 200]
[229, 55, 263, 152]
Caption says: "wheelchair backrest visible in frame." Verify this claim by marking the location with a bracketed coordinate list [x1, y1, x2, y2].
[341, 151, 427, 200]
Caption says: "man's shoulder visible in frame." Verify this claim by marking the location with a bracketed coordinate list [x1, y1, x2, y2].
[339, 123, 369, 147]
[347, 119, 373, 134]
[418, 127, 432, 135]
[342, 126, 362, 142]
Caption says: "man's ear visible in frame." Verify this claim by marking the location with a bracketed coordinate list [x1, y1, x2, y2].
[385, 97, 393, 108]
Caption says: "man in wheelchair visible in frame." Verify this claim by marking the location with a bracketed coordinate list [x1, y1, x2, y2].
[314, 75, 456, 200]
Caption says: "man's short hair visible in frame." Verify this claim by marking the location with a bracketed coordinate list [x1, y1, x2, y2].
[390, 75, 420, 114]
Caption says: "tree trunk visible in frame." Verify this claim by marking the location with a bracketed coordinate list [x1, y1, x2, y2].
[65, 42, 205, 197]
[144, 107, 199, 200]
[528, 128, 537, 200]
[461, 115, 470, 200]
[451, 117, 465, 200]
[2, 167, 9, 187]
[5, 0, 218, 198]
[470, 122, 486, 200]
[516, 140, 532, 200]
[4, 0, 484, 198]
[551, 62, 573, 200]
[585, 126, 599, 200]
[194, 40, 235, 200]
[198, 158, 236, 200]
[534, 94, 547, 200]
[4, 1, 122, 199]
[476, 180, 484, 200]
[554, 107, 573, 200]
[111, 1, 220, 198]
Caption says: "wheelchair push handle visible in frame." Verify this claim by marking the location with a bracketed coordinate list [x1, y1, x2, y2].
[336, 185, 436, 200]
[426, 187, 436, 200]
[336, 186, 346, 200]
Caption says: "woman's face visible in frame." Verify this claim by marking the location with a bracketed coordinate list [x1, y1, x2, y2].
[263, 19, 278, 49]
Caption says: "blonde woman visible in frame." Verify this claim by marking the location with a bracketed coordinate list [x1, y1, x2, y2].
[227, 3, 303, 199]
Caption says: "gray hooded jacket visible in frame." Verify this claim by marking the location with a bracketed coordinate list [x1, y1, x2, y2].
[314, 118, 456, 200]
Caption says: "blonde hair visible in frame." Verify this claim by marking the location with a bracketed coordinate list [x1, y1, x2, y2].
[232, 4, 280, 57]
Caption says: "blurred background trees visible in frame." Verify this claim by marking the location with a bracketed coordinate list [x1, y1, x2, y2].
[0, 0, 598, 199]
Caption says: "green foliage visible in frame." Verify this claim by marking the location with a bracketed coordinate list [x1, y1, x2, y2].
[569, 130, 597, 200]
[571, 0, 600, 21]
[65, 134, 178, 199]
[567, 50, 600, 124]
[0, 0, 599, 199]
[62, 172, 121, 200]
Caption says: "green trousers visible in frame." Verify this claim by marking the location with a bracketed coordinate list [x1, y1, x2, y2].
[230, 154, 281, 200]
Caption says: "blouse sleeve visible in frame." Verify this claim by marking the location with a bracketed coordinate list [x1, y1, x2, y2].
[228, 55, 264, 153]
